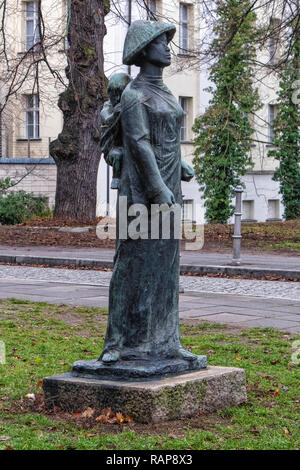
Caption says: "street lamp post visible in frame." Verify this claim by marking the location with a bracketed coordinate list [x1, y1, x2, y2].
[232, 186, 243, 265]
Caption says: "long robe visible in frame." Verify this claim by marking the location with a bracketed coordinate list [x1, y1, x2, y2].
[101, 73, 184, 361]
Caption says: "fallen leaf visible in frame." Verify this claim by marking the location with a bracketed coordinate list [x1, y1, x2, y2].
[258, 373, 275, 379]
[95, 407, 114, 423]
[25, 393, 35, 400]
[36, 380, 43, 388]
[95, 408, 131, 424]
[82, 407, 95, 418]
[273, 388, 280, 396]
[116, 412, 124, 423]
[95, 414, 107, 423]
[169, 432, 185, 439]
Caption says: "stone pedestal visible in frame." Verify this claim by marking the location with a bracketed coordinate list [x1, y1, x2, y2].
[72, 356, 207, 380]
[43, 366, 247, 423]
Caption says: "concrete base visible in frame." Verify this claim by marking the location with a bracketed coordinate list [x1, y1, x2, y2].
[43, 366, 247, 423]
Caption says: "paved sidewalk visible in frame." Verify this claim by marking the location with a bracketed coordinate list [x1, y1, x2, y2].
[0, 264, 299, 334]
[0, 245, 299, 279]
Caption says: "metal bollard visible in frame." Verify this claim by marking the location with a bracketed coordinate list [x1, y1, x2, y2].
[232, 186, 243, 265]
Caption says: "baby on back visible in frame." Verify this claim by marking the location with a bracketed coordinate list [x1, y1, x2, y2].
[100, 73, 131, 189]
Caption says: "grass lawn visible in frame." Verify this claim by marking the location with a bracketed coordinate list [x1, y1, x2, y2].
[0, 298, 299, 450]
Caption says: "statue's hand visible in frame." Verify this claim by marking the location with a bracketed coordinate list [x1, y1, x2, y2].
[181, 161, 194, 182]
[107, 147, 123, 167]
[152, 186, 175, 206]
[113, 103, 122, 116]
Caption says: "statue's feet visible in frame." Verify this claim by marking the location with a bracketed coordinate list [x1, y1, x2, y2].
[177, 347, 198, 362]
[101, 350, 120, 364]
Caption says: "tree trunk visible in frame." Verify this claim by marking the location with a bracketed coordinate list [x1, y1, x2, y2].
[50, 0, 109, 221]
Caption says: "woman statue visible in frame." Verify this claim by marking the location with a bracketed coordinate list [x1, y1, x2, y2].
[73, 20, 207, 379]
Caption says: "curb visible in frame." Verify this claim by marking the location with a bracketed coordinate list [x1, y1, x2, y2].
[180, 264, 300, 280]
[0, 255, 114, 269]
[0, 254, 299, 280]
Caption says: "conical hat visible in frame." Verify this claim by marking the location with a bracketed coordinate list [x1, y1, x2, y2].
[123, 20, 176, 66]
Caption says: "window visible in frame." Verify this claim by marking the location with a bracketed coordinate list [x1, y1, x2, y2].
[25, 1, 40, 51]
[25, 94, 39, 139]
[65, 0, 70, 50]
[182, 200, 193, 221]
[179, 97, 192, 141]
[269, 36, 276, 64]
[268, 104, 276, 143]
[179, 3, 189, 53]
[242, 200, 254, 220]
[147, 0, 157, 20]
[267, 199, 280, 219]
[269, 17, 280, 64]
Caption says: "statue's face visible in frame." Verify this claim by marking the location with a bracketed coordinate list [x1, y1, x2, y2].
[143, 33, 171, 68]
[109, 89, 121, 107]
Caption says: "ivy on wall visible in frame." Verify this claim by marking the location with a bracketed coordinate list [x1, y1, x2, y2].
[268, 28, 300, 220]
[193, 0, 261, 224]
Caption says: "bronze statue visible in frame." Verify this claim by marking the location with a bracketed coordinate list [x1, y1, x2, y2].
[73, 20, 207, 379]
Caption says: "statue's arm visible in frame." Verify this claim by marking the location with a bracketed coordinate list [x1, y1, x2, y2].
[121, 92, 170, 201]
[100, 100, 114, 125]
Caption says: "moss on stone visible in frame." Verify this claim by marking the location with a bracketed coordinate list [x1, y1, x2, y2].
[153, 381, 207, 420]
[154, 385, 185, 420]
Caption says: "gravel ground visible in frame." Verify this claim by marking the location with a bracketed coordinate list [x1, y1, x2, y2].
[0, 265, 299, 302]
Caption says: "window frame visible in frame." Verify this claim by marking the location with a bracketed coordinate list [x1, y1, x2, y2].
[179, 97, 188, 141]
[64, 0, 70, 50]
[267, 199, 280, 219]
[25, 1, 40, 52]
[242, 200, 255, 220]
[25, 94, 40, 140]
[268, 17, 281, 64]
[182, 199, 194, 221]
[147, 0, 157, 20]
[179, 3, 189, 54]
[179, 96, 193, 142]
[268, 104, 276, 143]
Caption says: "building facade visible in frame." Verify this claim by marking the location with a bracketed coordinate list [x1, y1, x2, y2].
[0, 0, 284, 223]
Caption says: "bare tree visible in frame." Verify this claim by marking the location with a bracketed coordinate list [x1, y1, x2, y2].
[49, 1, 109, 220]
[0, 0, 109, 220]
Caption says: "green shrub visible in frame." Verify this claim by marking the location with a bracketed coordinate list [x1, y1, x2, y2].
[0, 189, 51, 225]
